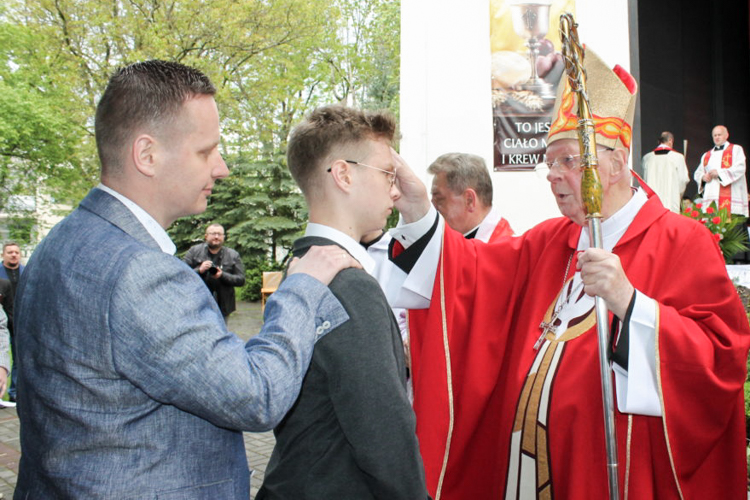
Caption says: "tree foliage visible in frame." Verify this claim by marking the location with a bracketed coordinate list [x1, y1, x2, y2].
[0, 8, 86, 209]
[2, 0, 401, 280]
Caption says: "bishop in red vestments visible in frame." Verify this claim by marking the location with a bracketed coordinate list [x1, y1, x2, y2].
[388, 49, 750, 500]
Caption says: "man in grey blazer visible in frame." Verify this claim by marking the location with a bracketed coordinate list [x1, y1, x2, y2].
[13, 60, 359, 499]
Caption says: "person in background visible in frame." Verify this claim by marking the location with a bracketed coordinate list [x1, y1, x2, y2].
[0, 242, 24, 403]
[0, 306, 10, 403]
[183, 223, 245, 322]
[642, 131, 689, 213]
[694, 125, 748, 216]
[428, 153, 513, 241]
[0, 277, 12, 403]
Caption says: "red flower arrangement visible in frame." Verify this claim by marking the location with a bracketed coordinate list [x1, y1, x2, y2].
[682, 201, 748, 263]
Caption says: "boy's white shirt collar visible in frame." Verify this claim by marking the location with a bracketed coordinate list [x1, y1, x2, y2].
[304, 223, 375, 275]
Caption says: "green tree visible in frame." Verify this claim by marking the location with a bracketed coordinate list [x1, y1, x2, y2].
[323, 0, 401, 115]
[3, 0, 401, 293]
[0, 11, 85, 211]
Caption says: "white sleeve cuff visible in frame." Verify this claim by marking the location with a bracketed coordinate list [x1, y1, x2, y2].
[389, 206, 438, 249]
[614, 290, 662, 416]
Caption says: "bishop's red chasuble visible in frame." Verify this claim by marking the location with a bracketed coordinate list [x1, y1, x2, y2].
[408, 190, 750, 499]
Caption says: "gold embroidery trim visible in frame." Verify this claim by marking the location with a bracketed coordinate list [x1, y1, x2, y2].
[655, 303, 685, 499]
[625, 414, 632, 500]
[508, 282, 599, 496]
[435, 228, 455, 500]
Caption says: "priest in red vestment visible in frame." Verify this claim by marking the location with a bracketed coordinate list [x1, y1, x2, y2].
[427, 152, 514, 242]
[386, 47, 750, 499]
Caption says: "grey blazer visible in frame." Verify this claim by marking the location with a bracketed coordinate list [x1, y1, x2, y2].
[13, 188, 348, 499]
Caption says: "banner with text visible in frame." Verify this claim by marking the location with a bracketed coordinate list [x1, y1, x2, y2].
[491, 0, 575, 171]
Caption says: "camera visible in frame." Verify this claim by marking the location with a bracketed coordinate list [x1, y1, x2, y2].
[208, 263, 221, 275]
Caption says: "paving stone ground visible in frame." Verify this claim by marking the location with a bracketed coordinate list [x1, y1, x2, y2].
[0, 300, 274, 499]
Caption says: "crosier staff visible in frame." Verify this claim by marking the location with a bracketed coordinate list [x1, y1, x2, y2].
[559, 13, 620, 500]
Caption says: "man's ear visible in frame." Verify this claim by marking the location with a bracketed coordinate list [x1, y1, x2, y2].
[328, 159, 353, 192]
[132, 134, 158, 178]
[608, 148, 629, 183]
[464, 188, 478, 212]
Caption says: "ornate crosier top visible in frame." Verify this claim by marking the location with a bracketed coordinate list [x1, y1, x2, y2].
[560, 13, 603, 219]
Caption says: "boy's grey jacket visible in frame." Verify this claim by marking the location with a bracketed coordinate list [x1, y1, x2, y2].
[258, 236, 428, 500]
[13, 188, 348, 499]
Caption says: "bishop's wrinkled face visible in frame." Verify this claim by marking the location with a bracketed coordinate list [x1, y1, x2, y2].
[545, 139, 619, 226]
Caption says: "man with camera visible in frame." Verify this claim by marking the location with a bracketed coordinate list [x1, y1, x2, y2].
[184, 223, 245, 322]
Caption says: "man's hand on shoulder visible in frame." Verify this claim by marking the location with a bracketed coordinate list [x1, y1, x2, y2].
[288, 245, 362, 286]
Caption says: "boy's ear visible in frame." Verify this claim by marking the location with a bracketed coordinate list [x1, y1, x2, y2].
[328, 159, 354, 192]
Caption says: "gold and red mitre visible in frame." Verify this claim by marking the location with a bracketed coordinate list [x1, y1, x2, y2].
[547, 48, 638, 151]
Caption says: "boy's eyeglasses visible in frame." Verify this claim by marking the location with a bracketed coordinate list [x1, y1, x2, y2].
[327, 160, 397, 186]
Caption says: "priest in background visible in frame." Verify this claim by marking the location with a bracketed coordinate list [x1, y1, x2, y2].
[427, 152, 514, 241]
[694, 125, 749, 216]
[642, 131, 689, 213]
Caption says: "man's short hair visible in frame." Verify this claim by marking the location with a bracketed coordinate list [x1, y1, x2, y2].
[95, 60, 216, 175]
[428, 153, 493, 207]
[659, 131, 674, 144]
[286, 105, 398, 195]
[2, 242, 20, 252]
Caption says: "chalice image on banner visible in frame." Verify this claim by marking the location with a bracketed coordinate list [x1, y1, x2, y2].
[509, 0, 556, 99]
